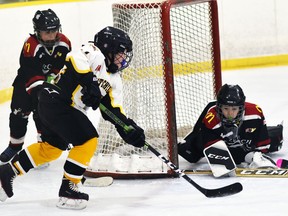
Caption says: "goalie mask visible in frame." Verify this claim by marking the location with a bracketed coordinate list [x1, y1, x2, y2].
[32, 9, 61, 47]
[216, 84, 246, 127]
[93, 26, 133, 73]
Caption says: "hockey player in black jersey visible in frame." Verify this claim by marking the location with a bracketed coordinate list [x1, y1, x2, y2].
[0, 26, 145, 210]
[0, 9, 71, 164]
[178, 84, 283, 169]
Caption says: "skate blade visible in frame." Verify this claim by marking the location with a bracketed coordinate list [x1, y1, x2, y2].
[56, 197, 88, 210]
[0, 187, 8, 202]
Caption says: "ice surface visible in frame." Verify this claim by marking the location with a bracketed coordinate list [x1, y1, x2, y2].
[0, 66, 287, 215]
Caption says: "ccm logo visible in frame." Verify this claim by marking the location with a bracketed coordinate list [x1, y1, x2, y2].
[207, 153, 230, 160]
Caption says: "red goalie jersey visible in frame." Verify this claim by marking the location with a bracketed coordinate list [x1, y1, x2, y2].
[201, 102, 271, 164]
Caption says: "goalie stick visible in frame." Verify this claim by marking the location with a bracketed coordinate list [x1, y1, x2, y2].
[98, 103, 243, 198]
[185, 168, 288, 178]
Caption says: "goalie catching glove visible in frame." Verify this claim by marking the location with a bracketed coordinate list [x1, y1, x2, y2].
[116, 118, 145, 148]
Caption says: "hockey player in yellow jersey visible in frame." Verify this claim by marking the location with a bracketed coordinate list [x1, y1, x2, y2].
[0, 26, 145, 210]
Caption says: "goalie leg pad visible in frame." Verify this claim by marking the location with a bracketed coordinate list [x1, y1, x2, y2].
[267, 124, 283, 152]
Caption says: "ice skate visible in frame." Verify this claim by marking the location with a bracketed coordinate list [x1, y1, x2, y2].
[56, 177, 89, 210]
[0, 163, 18, 201]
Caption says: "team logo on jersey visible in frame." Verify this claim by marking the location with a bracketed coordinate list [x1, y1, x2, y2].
[54, 52, 62, 58]
[98, 78, 111, 93]
[256, 105, 263, 113]
[205, 112, 215, 124]
[39, 52, 45, 59]
[245, 128, 256, 133]
[42, 64, 52, 74]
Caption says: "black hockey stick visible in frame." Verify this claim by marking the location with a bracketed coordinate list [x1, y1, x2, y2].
[99, 103, 243, 198]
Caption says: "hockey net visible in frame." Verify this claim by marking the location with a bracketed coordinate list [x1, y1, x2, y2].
[85, 0, 222, 179]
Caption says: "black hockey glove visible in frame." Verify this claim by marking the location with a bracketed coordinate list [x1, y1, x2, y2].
[116, 118, 146, 148]
[81, 83, 101, 110]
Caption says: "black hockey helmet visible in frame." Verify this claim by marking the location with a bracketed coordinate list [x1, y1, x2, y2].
[93, 26, 133, 73]
[32, 9, 61, 46]
[216, 84, 246, 126]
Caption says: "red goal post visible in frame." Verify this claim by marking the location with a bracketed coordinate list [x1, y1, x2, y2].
[85, 0, 222, 179]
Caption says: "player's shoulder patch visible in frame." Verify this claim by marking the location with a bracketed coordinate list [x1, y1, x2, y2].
[23, 35, 40, 57]
[244, 102, 265, 118]
[203, 107, 220, 129]
[58, 33, 72, 49]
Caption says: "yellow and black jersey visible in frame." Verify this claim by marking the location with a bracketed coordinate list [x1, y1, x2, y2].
[51, 43, 127, 123]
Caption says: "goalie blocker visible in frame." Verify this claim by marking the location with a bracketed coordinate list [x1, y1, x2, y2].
[202, 141, 277, 178]
[203, 141, 236, 177]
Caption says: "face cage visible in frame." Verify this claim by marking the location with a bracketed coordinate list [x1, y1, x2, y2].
[107, 50, 133, 73]
[35, 27, 61, 47]
[118, 51, 133, 71]
[217, 104, 245, 127]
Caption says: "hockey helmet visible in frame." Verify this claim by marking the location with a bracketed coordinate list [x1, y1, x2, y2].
[216, 84, 246, 126]
[32, 9, 61, 46]
[93, 26, 133, 73]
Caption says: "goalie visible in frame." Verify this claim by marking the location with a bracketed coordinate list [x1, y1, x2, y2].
[0, 27, 145, 209]
[178, 84, 283, 176]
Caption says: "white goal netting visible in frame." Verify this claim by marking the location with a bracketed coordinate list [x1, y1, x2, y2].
[86, 0, 222, 178]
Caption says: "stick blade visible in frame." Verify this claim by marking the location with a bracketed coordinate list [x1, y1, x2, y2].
[82, 176, 113, 187]
[204, 182, 243, 198]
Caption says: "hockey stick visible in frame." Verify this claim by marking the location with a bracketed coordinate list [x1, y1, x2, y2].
[185, 168, 288, 178]
[82, 176, 113, 187]
[99, 103, 243, 198]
